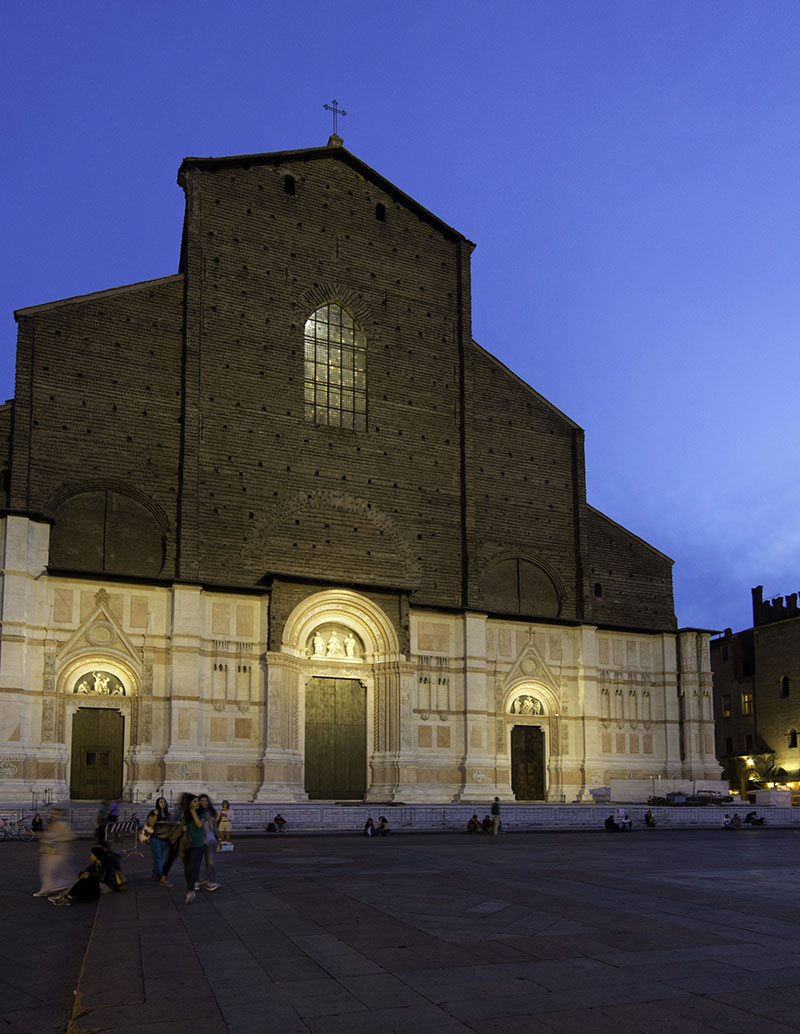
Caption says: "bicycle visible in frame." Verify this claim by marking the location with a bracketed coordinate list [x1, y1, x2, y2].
[0, 819, 34, 842]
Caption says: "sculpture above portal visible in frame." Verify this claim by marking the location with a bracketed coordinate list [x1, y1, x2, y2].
[308, 624, 363, 661]
[73, 670, 126, 696]
[508, 693, 543, 716]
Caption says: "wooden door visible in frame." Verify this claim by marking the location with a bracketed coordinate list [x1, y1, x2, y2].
[305, 678, 366, 800]
[70, 708, 124, 800]
[511, 725, 545, 800]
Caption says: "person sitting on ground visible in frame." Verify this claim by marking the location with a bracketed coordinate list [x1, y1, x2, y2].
[467, 814, 481, 834]
[731, 813, 742, 829]
[481, 815, 493, 834]
[620, 813, 632, 831]
[49, 844, 123, 906]
[377, 816, 391, 836]
[31, 813, 44, 833]
[605, 814, 620, 832]
[722, 813, 734, 829]
[273, 814, 287, 832]
[364, 817, 375, 836]
[644, 810, 656, 827]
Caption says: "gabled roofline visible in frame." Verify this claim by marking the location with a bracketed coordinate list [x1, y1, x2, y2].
[14, 274, 184, 320]
[178, 144, 475, 247]
[586, 503, 674, 564]
[471, 340, 583, 431]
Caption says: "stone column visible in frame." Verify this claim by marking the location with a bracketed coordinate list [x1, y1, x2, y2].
[254, 651, 306, 801]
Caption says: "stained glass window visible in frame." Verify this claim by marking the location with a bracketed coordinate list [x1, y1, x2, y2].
[303, 303, 366, 430]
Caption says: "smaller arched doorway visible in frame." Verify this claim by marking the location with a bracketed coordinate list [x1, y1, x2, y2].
[65, 667, 131, 800]
[506, 688, 549, 801]
[510, 726, 545, 800]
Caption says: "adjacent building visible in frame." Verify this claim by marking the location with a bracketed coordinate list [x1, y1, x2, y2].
[711, 586, 800, 797]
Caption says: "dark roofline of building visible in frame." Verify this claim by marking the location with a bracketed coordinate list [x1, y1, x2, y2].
[585, 503, 675, 565]
[177, 143, 475, 247]
[13, 274, 184, 320]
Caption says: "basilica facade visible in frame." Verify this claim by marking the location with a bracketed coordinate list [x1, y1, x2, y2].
[0, 137, 721, 803]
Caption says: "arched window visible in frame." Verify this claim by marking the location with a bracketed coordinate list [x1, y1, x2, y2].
[304, 303, 366, 430]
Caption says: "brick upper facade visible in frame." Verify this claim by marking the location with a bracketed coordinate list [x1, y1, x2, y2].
[8, 141, 676, 633]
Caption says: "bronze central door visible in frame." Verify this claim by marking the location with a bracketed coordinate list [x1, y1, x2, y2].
[511, 724, 545, 800]
[305, 678, 366, 800]
[70, 708, 124, 800]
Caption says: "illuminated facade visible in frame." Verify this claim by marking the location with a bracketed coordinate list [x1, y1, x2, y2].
[0, 139, 721, 803]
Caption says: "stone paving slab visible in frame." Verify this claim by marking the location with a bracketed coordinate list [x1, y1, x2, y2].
[5, 828, 800, 1032]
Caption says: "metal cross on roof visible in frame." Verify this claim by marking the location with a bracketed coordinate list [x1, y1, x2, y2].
[324, 99, 347, 136]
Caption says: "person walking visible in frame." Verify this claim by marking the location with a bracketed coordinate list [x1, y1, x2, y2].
[177, 794, 205, 904]
[197, 794, 220, 892]
[491, 797, 501, 835]
[33, 809, 75, 897]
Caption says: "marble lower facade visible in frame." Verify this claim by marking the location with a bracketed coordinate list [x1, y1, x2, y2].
[0, 516, 722, 804]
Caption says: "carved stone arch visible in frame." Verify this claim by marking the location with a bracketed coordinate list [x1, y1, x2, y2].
[503, 680, 559, 718]
[281, 588, 401, 663]
[298, 282, 375, 333]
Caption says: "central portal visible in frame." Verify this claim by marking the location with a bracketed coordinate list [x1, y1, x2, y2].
[305, 677, 366, 800]
[510, 724, 545, 800]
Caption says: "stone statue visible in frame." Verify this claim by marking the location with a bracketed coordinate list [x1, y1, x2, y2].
[312, 632, 326, 657]
[92, 672, 110, 695]
[326, 631, 345, 657]
[345, 632, 357, 658]
[76, 680, 91, 694]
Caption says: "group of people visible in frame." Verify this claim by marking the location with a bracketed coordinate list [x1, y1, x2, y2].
[33, 793, 235, 908]
[363, 816, 391, 836]
[466, 814, 495, 834]
[139, 795, 233, 903]
[466, 798, 502, 835]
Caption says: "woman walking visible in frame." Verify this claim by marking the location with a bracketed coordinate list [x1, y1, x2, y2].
[178, 793, 205, 905]
[197, 793, 220, 892]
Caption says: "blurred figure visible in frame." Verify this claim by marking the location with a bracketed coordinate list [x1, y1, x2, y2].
[197, 793, 220, 892]
[33, 808, 75, 897]
[217, 800, 232, 847]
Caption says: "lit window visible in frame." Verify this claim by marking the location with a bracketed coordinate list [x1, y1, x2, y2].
[721, 694, 732, 718]
[741, 692, 753, 715]
[303, 303, 366, 430]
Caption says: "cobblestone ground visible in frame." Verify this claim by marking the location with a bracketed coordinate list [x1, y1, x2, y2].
[4, 827, 800, 1033]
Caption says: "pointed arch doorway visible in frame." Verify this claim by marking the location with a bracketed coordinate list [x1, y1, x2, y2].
[510, 725, 545, 800]
[305, 677, 366, 800]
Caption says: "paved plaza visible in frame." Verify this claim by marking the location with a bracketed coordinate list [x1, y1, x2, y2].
[2, 826, 800, 1033]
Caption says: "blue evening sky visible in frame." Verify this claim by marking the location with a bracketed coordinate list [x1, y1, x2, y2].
[3, 1, 798, 633]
